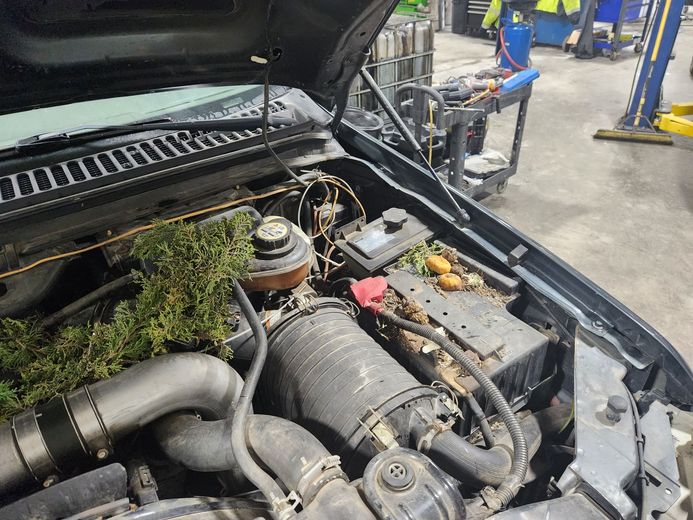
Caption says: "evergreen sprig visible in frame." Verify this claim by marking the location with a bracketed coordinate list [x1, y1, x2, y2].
[397, 241, 444, 276]
[0, 213, 255, 420]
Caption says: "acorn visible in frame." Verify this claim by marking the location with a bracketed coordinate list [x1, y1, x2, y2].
[425, 255, 451, 275]
[438, 273, 464, 291]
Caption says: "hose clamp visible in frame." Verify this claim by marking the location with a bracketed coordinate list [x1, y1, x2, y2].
[294, 294, 319, 315]
[415, 418, 454, 453]
[274, 492, 300, 520]
[12, 410, 57, 482]
[295, 455, 344, 504]
[358, 406, 399, 451]
[480, 485, 504, 511]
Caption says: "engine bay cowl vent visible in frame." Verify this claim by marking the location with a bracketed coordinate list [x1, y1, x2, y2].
[0, 101, 290, 213]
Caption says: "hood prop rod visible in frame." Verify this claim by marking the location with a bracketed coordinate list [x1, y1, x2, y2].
[359, 69, 470, 224]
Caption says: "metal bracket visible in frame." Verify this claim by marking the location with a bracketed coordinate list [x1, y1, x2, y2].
[556, 330, 638, 519]
[359, 406, 399, 451]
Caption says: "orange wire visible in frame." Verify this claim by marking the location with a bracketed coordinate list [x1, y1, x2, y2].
[0, 178, 366, 282]
[0, 186, 297, 282]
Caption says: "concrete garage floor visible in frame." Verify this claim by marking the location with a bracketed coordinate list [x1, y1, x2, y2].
[433, 25, 693, 366]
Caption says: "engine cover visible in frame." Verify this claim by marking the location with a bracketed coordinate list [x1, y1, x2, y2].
[385, 268, 549, 415]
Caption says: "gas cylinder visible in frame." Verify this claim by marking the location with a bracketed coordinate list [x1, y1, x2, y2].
[499, 21, 532, 71]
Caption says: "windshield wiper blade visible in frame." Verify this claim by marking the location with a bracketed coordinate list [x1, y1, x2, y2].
[14, 114, 297, 154]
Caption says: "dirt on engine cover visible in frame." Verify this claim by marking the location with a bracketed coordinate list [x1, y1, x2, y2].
[380, 288, 483, 395]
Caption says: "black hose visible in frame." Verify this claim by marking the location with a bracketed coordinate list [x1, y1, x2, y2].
[464, 394, 495, 448]
[0, 353, 243, 495]
[154, 413, 238, 472]
[41, 273, 137, 328]
[231, 280, 290, 517]
[262, 190, 302, 216]
[378, 310, 527, 510]
[154, 413, 345, 504]
[329, 277, 358, 297]
[424, 403, 572, 489]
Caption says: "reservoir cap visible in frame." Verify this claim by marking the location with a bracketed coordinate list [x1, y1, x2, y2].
[255, 218, 292, 251]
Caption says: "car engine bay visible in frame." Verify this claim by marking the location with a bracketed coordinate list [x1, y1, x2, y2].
[0, 140, 690, 520]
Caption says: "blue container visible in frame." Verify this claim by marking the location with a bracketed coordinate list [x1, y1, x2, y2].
[595, 0, 645, 23]
[533, 11, 575, 46]
[499, 21, 533, 71]
[500, 68, 540, 93]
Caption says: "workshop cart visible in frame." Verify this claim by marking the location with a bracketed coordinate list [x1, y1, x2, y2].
[393, 82, 533, 197]
[593, 0, 652, 59]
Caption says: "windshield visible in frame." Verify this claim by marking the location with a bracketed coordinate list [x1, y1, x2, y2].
[0, 85, 262, 150]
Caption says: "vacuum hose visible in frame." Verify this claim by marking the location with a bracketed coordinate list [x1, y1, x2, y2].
[378, 310, 528, 510]
[0, 353, 243, 496]
[229, 280, 290, 517]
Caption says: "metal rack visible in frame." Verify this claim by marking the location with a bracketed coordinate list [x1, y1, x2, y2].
[348, 15, 435, 112]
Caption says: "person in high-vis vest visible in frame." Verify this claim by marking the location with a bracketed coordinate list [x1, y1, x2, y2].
[482, 0, 581, 30]
[481, 0, 502, 29]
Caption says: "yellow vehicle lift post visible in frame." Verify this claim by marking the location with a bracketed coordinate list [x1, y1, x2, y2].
[594, 0, 691, 144]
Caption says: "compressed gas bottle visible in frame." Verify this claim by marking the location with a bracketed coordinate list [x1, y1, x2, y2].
[499, 21, 532, 71]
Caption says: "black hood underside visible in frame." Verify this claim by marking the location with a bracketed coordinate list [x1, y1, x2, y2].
[0, 0, 398, 116]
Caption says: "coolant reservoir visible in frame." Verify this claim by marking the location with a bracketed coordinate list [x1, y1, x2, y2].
[242, 216, 313, 291]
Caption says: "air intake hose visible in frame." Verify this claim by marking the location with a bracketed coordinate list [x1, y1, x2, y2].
[154, 413, 355, 508]
[260, 300, 555, 512]
[0, 353, 243, 497]
[260, 300, 438, 475]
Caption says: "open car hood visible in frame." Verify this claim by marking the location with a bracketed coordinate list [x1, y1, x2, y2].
[0, 0, 398, 116]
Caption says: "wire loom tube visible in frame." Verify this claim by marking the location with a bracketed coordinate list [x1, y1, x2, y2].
[377, 310, 528, 511]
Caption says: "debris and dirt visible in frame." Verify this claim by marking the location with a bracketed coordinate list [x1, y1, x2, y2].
[397, 241, 444, 276]
[440, 248, 458, 264]
[379, 284, 484, 395]
[423, 246, 513, 307]
[401, 297, 430, 324]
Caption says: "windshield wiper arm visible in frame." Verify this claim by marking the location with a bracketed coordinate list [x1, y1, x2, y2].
[14, 114, 297, 154]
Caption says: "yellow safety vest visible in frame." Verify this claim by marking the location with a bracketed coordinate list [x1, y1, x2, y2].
[482, 0, 580, 29]
[481, 0, 502, 29]
[536, 0, 581, 16]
